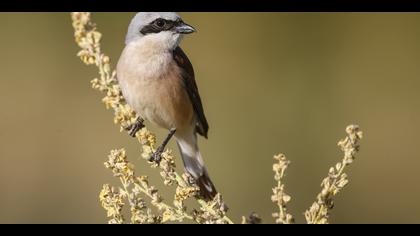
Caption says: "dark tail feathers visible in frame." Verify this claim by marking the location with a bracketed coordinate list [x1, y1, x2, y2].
[196, 172, 217, 201]
[176, 135, 217, 201]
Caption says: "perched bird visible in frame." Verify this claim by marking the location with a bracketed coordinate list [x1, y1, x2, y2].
[116, 12, 216, 200]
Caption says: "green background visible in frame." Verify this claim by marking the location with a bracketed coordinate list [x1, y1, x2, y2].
[0, 12, 419, 223]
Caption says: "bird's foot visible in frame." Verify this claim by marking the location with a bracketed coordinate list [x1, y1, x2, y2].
[148, 147, 163, 164]
[125, 117, 145, 137]
[147, 128, 177, 164]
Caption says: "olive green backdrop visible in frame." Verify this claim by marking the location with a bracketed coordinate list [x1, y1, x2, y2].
[0, 12, 419, 223]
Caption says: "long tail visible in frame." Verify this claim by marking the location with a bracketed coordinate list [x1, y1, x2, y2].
[176, 133, 217, 201]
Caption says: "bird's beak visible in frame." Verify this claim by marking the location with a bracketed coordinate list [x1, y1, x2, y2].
[175, 22, 196, 34]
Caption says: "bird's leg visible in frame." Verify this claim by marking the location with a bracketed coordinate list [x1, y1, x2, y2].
[149, 128, 177, 163]
[125, 117, 145, 137]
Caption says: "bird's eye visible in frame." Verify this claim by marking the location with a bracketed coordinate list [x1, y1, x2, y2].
[155, 19, 166, 28]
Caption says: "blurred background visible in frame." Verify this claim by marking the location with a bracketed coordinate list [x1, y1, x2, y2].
[0, 12, 419, 223]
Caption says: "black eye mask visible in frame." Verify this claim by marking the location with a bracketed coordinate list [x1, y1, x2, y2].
[140, 18, 182, 35]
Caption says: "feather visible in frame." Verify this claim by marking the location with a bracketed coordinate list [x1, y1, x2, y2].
[173, 47, 209, 138]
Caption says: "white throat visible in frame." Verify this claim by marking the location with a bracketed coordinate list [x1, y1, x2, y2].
[127, 31, 183, 53]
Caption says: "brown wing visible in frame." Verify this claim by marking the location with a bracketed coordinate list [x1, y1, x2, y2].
[173, 46, 209, 138]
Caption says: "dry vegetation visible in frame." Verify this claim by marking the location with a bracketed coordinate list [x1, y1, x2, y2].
[71, 12, 363, 224]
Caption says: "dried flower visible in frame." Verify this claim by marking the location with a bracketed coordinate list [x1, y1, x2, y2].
[304, 125, 363, 224]
[271, 154, 294, 224]
[99, 184, 125, 224]
[242, 212, 262, 224]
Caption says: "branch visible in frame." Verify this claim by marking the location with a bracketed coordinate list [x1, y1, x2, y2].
[271, 154, 294, 224]
[304, 125, 363, 224]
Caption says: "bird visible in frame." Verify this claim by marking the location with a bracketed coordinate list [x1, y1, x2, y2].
[116, 12, 216, 200]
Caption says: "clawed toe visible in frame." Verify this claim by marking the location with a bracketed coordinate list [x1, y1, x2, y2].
[148, 150, 163, 163]
[127, 117, 145, 137]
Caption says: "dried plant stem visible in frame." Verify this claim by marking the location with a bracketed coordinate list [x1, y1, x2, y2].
[271, 154, 294, 224]
[172, 171, 234, 224]
[304, 125, 363, 224]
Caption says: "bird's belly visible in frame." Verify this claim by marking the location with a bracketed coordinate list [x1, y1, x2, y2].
[118, 63, 194, 131]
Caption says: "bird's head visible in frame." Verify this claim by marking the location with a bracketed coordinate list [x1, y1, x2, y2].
[125, 12, 196, 49]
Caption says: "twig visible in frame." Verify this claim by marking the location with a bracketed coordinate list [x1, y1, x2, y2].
[304, 125, 363, 224]
[271, 154, 294, 224]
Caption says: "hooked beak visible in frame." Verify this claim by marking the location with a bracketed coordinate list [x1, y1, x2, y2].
[175, 22, 196, 34]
